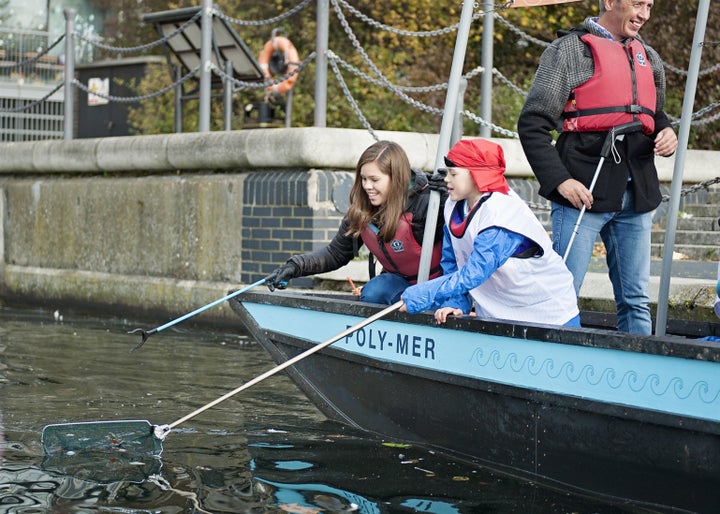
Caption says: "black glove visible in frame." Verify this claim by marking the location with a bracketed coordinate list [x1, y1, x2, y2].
[427, 169, 448, 195]
[265, 262, 300, 291]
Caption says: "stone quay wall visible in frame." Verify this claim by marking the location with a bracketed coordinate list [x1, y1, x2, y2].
[0, 127, 716, 327]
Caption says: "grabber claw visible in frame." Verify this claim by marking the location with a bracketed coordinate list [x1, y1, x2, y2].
[128, 328, 157, 353]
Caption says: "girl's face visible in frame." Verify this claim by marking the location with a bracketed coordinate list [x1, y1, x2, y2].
[360, 161, 391, 207]
[445, 167, 477, 202]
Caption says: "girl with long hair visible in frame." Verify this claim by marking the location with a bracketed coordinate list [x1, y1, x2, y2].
[266, 140, 446, 304]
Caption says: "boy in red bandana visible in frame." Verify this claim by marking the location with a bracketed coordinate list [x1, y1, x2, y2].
[400, 138, 580, 327]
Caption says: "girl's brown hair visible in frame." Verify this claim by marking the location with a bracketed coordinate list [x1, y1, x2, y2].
[345, 140, 412, 241]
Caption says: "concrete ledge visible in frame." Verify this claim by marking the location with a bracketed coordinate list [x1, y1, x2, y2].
[3, 263, 717, 328]
[2, 264, 244, 326]
[1, 128, 717, 181]
[96, 134, 172, 171]
[579, 272, 717, 322]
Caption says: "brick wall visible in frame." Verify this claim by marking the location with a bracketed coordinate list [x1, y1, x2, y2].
[240, 169, 353, 284]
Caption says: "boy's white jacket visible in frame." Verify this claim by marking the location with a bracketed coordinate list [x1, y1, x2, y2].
[402, 189, 579, 326]
[447, 189, 578, 325]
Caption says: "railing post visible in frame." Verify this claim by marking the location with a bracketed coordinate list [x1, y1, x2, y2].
[479, 0, 493, 138]
[314, 0, 329, 127]
[63, 8, 76, 140]
[452, 78, 467, 145]
[285, 89, 294, 128]
[198, 0, 213, 132]
[223, 60, 234, 131]
[174, 66, 183, 133]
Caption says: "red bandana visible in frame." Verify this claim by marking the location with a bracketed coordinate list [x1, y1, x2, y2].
[445, 139, 509, 194]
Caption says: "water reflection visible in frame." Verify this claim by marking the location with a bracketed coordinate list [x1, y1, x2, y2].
[1, 307, 641, 513]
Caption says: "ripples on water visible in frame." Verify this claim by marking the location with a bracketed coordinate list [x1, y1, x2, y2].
[0, 307, 641, 513]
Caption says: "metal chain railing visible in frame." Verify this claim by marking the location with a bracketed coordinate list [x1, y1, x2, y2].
[331, 54, 482, 93]
[461, 109, 519, 138]
[72, 67, 199, 103]
[330, 2, 446, 115]
[210, 52, 316, 90]
[492, 13, 552, 48]
[214, 0, 312, 27]
[74, 10, 202, 54]
[327, 52, 379, 142]
[0, 83, 64, 112]
[668, 101, 720, 127]
[330, 0, 522, 137]
[492, 11, 720, 78]
[661, 176, 720, 202]
[3, 0, 717, 142]
[0, 34, 66, 70]
[526, 176, 720, 212]
[335, 0, 485, 37]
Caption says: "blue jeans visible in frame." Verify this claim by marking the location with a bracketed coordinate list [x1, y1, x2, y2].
[360, 273, 411, 305]
[551, 189, 652, 335]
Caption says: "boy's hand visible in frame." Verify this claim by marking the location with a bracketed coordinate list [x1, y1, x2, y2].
[434, 307, 464, 324]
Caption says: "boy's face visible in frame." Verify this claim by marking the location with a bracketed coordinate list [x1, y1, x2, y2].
[445, 167, 477, 202]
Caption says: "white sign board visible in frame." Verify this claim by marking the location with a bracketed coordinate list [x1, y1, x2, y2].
[87, 77, 109, 106]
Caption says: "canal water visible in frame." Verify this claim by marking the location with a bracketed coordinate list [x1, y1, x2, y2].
[1, 306, 645, 513]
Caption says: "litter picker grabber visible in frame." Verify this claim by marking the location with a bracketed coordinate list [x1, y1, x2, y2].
[562, 121, 643, 262]
[42, 301, 403, 458]
[128, 278, 267, 352]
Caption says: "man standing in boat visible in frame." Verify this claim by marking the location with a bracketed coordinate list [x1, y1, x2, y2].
[517, 0, 677, 334]
[399, 138, 580, 327]
[265, 140, 447, 304]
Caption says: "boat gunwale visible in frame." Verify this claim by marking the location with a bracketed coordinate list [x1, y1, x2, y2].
[235, 290, 720, 363]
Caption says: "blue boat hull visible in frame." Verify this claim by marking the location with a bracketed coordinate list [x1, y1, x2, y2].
[231, 291, 720, 512]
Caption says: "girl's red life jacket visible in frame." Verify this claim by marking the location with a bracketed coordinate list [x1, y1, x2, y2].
[361, 213, 442, 284]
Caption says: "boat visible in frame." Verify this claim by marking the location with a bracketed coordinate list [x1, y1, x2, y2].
[230, 289, 720, 513]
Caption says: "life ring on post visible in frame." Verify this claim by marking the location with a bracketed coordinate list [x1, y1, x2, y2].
[257, 30, 300, 95]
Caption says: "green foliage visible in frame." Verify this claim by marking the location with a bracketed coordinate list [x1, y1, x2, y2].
[113, 0, 718, 149]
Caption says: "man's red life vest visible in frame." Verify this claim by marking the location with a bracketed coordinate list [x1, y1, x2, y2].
[562, 34, 656, 135]
[361, 213, 442, 284]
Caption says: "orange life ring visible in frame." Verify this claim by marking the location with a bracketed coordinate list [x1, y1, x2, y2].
[257, 35, 300, 94]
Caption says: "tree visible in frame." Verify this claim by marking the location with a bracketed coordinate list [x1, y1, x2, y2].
[113, 0, 718, 150]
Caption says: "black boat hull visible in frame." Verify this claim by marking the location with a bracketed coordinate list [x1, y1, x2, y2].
[232, 291, 720, 512]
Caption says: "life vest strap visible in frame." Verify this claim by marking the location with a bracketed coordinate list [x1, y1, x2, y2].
[562, 104, 654, 119]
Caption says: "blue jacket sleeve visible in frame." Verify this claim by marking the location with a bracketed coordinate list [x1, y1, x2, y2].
[440, 225, 458, 275]
[401, 227, 528, 314]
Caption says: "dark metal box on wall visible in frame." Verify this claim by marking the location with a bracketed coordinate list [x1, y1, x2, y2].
[76, 56, 165, 138]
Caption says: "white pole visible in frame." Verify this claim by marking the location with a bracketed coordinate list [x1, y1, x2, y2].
[63, 9, 75, 140]
[479, 0, 494, 138]
[314, 0, 329, 127]
[198, 0, 213, 132]
[417, 0, 476, 282]
[655, 0, 711, 336]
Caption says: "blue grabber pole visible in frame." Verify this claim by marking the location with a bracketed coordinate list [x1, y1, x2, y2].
[417, 0, 477, 282]
[655, 0, 711, 336]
